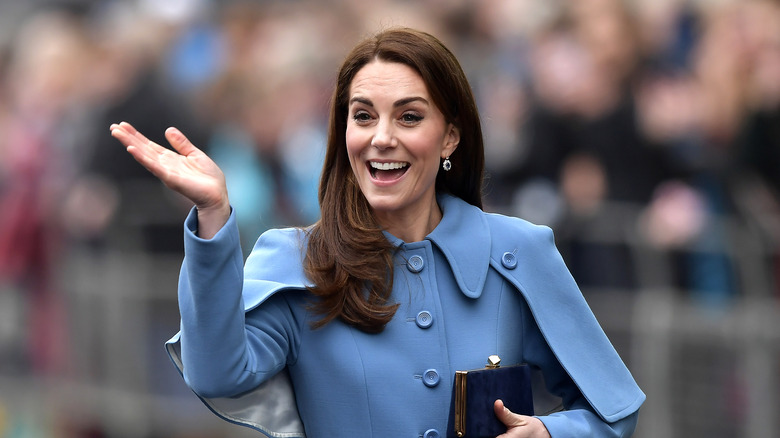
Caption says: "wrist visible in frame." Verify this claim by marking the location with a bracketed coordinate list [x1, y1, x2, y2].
[196, 198, 230, 240]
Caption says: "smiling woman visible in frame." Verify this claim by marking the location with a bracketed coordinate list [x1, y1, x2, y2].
[110, 27, 644, 438]
[345, 61, 460, 240]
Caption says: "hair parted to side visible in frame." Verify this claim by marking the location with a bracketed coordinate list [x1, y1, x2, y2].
[303, 27, 485, 333]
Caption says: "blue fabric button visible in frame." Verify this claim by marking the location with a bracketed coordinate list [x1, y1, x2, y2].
[415, 310, 433, 329]
[501, 251, 517, 269]
[423, 429, 440, 438]
[423, 369, 440, 387]
[407, 255, 424, 273]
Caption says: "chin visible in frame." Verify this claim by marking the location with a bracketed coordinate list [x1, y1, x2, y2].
[364, 196, 402, 214]
[361, 190, 406, 211]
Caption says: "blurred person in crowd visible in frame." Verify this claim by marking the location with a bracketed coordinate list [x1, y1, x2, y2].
[448, 0, 538, 210]
[511, 0, 679, 292]
[523, 0, 674, 210]
[732, 0, 780, 297]
[636, 0, 780, 305]
[190, 2, 332, 254]
[110, 27, 643, 437]
[63, 2, 206, 254]
[0, 9, 90, 374]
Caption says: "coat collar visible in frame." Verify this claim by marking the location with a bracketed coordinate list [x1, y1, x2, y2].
[384, 194, 491, 299]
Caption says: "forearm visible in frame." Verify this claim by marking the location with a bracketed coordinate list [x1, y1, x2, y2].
[178, 207, 259, 397]
[177, 207, 301, 398]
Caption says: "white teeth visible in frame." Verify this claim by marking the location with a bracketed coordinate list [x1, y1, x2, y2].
[370, 161, 408, 170]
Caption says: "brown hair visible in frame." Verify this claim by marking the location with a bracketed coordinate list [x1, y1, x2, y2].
[304, 27, 485, 333]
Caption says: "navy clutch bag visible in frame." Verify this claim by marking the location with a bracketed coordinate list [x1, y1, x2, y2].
[446, 356, 534, 438]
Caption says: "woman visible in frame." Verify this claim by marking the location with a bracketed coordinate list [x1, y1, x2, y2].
[111, 28, 644, 438]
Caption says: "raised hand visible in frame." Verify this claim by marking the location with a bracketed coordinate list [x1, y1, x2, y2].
[110, 121, 229, 238]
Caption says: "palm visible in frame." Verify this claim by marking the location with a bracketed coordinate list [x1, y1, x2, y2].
[110, 122, 226, 209]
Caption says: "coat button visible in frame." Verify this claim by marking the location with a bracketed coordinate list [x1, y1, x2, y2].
[501, 251, 517, 269]
[415, 310, 433, 329]
[407, 255, 424, 273]
[423, 369, 440, 387]
[423, 429, 440, 438]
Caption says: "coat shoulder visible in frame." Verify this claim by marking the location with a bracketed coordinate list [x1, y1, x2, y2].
[482, 211, 556, 251]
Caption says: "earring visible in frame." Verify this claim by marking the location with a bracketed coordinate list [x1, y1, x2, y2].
[442, 156, 452, 171]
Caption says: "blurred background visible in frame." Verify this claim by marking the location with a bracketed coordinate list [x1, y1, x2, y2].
[0, 0, 778, 436]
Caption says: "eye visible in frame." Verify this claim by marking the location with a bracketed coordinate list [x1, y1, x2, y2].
[352, 110, 372, 124]
[400, 112, 423, 124]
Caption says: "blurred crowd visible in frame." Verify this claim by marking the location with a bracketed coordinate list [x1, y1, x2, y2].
[0, 0, 779, 435]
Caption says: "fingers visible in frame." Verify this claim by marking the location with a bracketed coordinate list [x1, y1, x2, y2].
[110, 122, 202, 159]
[110, 121, 152, 149]
[109, 122, 171, 178]
[110, 122, 169, 158]
[494, 399, 529, 428]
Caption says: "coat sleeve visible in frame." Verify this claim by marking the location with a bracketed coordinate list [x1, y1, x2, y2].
[165, 207, 307, 437]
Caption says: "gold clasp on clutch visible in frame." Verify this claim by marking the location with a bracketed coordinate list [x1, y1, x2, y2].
[486, 355, 501, 368]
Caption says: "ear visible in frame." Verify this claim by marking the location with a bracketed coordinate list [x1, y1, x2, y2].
[442, 123, 460, 158]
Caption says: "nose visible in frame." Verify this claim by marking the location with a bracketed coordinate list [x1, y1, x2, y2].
[370, 119, 396, 150]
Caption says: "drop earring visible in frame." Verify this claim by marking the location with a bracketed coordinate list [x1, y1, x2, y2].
[442, 156, 452, 171]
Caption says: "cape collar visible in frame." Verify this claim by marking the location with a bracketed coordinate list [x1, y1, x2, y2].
[384, 194, 491, 299]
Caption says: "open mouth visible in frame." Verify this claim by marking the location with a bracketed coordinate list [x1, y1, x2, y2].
[369, 161, 409, 181]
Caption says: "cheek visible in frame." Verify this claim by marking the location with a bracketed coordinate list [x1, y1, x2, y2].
[409, 131, 447, 162]
[344, 128, 364, 172]
[345, 124, 364, 151]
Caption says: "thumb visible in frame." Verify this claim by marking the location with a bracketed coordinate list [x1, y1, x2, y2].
[494, 399, 529, 428]
[164, 127, 200, 156]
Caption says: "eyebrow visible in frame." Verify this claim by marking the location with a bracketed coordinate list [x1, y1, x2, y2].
[349, 96, 430, 108]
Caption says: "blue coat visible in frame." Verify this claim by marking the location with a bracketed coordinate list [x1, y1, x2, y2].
[166, 194, 645, 437]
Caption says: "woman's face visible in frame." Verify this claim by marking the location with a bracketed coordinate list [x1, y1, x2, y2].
[345, 60, 459, 226]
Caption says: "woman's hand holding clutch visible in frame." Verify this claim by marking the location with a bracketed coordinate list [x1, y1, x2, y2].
[494, 400, 550, 438]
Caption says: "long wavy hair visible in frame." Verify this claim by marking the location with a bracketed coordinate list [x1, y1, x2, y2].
[303, 28, 485, 333]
